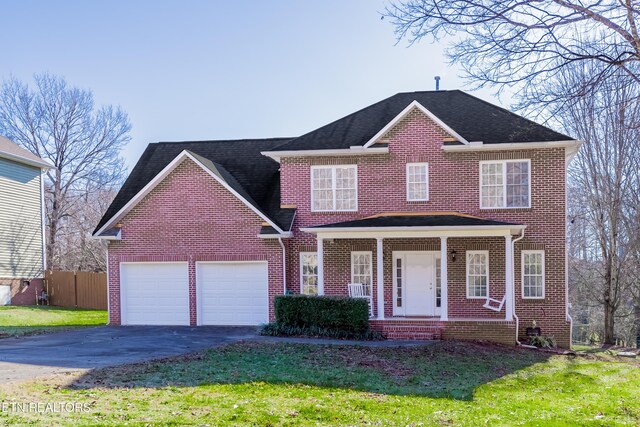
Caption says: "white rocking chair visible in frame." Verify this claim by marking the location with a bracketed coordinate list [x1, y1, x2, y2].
[483, 295, 506, 312]
[348, 283, 374, 317]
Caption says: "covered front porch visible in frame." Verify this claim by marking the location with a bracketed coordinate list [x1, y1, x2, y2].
[300, 213, 525, 341]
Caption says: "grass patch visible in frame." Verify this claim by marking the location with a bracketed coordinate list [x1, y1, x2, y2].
[0, 306, 107, 337]
[1, 340, 639, 425]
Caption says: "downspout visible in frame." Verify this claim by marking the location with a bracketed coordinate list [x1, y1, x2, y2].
[278, 238, 287, 294]
[512, 229, 525, 345]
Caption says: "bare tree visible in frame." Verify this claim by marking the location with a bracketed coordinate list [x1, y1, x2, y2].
[0, 73, 131, 270]
[383, 0, 640, 103]
[560, 65, 640, 345]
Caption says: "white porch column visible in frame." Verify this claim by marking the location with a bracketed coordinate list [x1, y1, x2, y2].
[317, 237, 324, 295]
[376, 237, 385, 320]
[440, 237, 449, 321]
[504, 235, 514, 321]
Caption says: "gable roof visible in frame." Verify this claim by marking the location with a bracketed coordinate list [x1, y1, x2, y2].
[268, 90, 572, 152]
[0, 136, 53, 169]
[93, 138, 294, 235]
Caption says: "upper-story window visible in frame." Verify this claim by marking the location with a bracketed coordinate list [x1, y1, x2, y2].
[311, 165, 357, 212]
[406, 163, 429, 201]
[480, 160, 530, 209]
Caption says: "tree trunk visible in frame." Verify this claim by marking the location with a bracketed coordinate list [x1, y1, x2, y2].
[635, 302, 640, 348]
[603, 297, 616, 345]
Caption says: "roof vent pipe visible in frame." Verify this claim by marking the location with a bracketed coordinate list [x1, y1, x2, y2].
[434, 76, 441, 91]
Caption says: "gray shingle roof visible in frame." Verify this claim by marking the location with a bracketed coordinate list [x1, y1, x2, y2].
[268, 90, 572, 152]
[94, 138, 294, 234]
[306, 214, 519, 229]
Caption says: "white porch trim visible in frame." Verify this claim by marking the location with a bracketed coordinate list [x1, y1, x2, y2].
[376, 238, 384, 320]
[300, 225, 525, 240]
[317, 237, 324, 295]
[504, 235, 514, 321]
[440, 237, 448, 321]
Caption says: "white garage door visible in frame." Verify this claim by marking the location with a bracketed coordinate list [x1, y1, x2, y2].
[120, 262, 190, 325]
[197, 262, 269, 325]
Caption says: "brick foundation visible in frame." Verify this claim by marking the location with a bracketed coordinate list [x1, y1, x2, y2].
[0, 277, 44, 306]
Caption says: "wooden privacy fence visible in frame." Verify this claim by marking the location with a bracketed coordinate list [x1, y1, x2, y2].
[44, 270, 108, 310]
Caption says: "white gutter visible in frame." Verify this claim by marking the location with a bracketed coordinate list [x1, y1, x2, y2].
[261, 147, 388, 163]
[257, 231, 293, 239]
[278, 237, 287, 294]
[511, 229, 526, 345]
[442, 140, 581, 152]
[91, 229, 122, 240]
[0, 152, 54, 169]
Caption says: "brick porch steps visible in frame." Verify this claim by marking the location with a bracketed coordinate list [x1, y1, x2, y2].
[370, 320, 444, 341]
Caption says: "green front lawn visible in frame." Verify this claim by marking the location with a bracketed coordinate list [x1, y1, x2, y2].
[0, 306, 107, 337]
[1, 341, 639, 426]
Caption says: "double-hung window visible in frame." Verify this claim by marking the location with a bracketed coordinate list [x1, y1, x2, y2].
[480, 160, 530, 208]
[300, 252, 318, 295]
[466, 250, 489, 298]
[311, 165, 357, 211]
[406, 163, 429, 201]
[522, 250, 545, 299]
[351, 252, 372, 285]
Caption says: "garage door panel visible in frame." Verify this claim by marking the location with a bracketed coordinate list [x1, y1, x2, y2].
[197, 262, 269, 326]
[121, 262, 190, 326]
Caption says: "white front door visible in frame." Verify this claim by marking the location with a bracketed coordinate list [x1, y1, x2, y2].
[393, 251, 440, 316]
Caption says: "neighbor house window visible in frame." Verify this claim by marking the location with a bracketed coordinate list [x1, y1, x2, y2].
[300, 252, 318, 295]
[406, 163, 429, 201]
[466, 250, 489, 298]
[351, 252, 372, 285]
[522, 250, 545, 299]
[480, 160, 530, 208]
[311, 165, 357, 211]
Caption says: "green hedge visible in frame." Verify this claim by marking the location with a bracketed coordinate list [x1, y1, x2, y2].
[274, 295, 370, 333]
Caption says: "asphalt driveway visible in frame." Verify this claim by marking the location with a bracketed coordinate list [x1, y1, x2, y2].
[0, 326, 258, 384]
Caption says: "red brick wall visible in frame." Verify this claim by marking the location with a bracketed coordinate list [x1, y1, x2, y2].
[280, 107, 570, 347]
[107, 158, 283, 326]
[0, 277, 44, 306]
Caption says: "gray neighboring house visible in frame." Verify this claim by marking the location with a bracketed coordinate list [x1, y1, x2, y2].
[0, 136, 52, 305]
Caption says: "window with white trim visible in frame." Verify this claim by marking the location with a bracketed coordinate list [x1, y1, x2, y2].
[311, 165, 357, 211]
[466, 250, 489, 298]
[480, 160, 530, 208]
[406, 163, 429, 201]
[522, 250, 545, 299]
[300, 252, 318, 295]
[351, 252, 372, 285]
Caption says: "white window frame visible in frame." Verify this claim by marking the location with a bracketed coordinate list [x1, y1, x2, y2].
[479, 159, 531, 209]
[466, 250, 489, 299]
[521, 250, 545, 299]
[299, 252, 318, 295]
[350, 251, 373, 285]
[406, 162, 429, 201]
[310, 165, 358, 212]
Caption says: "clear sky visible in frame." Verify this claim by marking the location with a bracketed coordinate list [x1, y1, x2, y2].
[2, 0, 500, 169]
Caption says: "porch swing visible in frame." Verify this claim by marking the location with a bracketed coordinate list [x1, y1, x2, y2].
[483, 294, 506, 312]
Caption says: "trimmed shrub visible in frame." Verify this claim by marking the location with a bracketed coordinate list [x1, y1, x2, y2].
[274, 295, 370, 333]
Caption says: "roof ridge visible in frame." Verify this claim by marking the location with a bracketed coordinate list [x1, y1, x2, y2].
[153, 137, 294, 145]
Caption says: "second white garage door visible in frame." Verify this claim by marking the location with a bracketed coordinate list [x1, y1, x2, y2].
[197, 262, 269, 325]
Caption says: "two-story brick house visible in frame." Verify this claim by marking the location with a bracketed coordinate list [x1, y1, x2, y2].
[93, 90, 580, 347]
